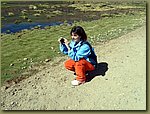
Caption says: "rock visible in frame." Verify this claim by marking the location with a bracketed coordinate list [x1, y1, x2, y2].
[45, 59, 51, 62]
[34, 77, 40, 81]
[51, 47, 54, 50]
[21, 67, 27, 69]
[32, 84, 37, 89]
[17, 34, 22, 38]
[10, 63, 14, 66]
[28, 81, 31, 83]
[23, 58, 28, 61]
[11, 92, 15, 96]
[67, 106, 71, 109]
[4, 86, 9, 90]
[11, 101, 15, 105]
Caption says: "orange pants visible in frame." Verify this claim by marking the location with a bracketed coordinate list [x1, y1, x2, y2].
[64, 58, 95, 82]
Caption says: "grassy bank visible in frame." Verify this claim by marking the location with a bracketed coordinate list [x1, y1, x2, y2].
[1, 10, 146, 85]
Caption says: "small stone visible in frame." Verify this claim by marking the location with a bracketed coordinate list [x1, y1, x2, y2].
[28, 81, 31, 83]
[22, 66, 26, 69]
[29, 66, 32, 69]
[11, 102, 15, 105]
[67, 106, 71, 109]
[5, 86, 9, 90]
[11, 92, 15, 96]
[32, 85, 37, 89]
[23, 58, 28, 61]
[45, 59, 50, 62]
[51, 47, 54, 50]
[35, 77, 40, 80]
[10, 63, 14, 66]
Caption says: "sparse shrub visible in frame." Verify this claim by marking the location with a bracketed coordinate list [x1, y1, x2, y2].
[67, 13, 74, 16]
[21, 10, 28, 15]
[27, 19, 32, 22]
[84, 4, 91, 7]
[52, 10, 62, 15]
[14, 19, 21, 24]
[2, 2, 7, 5]
[1, 16, 5, 19]
[20, 15, 28, 19]
[99, 4, 107, 8]
[101, 13, 111, 17]
[34, 25, 41, 29]
[38, 4, 50, 8]
[33, 13, 41, 17]
[29, 5, 37, 10]
[8, 12, 14, 16]
[34, 10, 44, 13]
[44, 26, 51, 29]
[46, 15, 52, 19]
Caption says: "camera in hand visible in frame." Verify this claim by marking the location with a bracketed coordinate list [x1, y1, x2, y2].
[60, 38, 65, 43]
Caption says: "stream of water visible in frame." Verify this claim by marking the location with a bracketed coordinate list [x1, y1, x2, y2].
[1, 22, 73, 34]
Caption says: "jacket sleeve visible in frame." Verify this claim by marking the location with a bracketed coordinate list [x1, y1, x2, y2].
[59, 43, 68, 55]
[68, 44, 91, 61]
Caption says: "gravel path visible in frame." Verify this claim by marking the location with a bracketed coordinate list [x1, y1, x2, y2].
[1, 25, 146, 110]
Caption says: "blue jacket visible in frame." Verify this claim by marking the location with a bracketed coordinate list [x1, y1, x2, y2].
[59, 40, 96, 65]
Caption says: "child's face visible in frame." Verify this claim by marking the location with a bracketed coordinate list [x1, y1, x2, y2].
[71, 33, 81, 42]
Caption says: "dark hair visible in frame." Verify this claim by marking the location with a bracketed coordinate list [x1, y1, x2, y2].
[70, 26, 87, 41]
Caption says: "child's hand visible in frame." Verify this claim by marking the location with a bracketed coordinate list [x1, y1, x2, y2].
[58, 37, 65, 44]
[58, 37, 70, 50]
[64, 38, 69, 45]
[64, 38, 70, 51]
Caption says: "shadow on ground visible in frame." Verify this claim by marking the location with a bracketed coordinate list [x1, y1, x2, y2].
[86, 62, 109, 82]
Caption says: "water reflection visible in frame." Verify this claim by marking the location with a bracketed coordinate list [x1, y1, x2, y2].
[1, 21, 73, 34]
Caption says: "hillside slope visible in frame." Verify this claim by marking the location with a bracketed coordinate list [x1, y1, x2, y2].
[1, 25, 146, 110]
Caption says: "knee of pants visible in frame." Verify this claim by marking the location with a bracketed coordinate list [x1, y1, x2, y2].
[64, 60, 75, 71]
[75, 59, 86, 67]
[64, 61, 70, 69]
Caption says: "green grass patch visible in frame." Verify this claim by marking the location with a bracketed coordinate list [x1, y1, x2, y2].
[1, 11, 146, 85]
[69, 1, 146, 11]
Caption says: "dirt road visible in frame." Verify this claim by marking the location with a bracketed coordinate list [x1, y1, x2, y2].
[1, 25, 146, 110]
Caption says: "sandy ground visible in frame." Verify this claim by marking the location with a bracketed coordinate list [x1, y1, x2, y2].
[1, 25, 146, 110]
